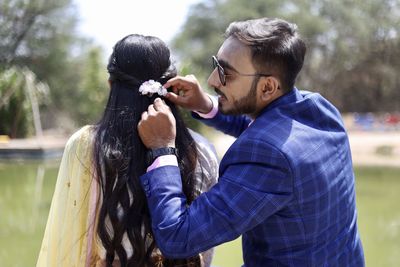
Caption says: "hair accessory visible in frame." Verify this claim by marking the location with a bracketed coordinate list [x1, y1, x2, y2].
[139, 80, 167, 97]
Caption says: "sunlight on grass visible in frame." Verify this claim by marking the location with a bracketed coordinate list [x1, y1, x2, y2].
[212, 237, 243, 267]
[0, 163, 399, 266]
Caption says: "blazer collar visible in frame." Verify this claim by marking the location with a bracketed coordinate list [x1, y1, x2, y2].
[258, 87, 303, 117]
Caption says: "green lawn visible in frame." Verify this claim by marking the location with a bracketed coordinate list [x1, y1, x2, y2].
[355, 166, 400, 267]
[212, 237, 243, 266]
[0, 163, 399, 266]
[0, 161, 58, 267]
[212, 166, 400, 267]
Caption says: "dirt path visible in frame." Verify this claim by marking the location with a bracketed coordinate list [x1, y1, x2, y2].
[1, 129, 399, 167]
[348, 131, 400, 167]
[211, 131, 400, 168]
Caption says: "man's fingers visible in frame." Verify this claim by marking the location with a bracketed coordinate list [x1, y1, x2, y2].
[153, 98, 168, 111]
[147, 104, 156, 115]
[165, 92, 186, 106]
[163, 76, 185, 89]
[185, 74, 196, 79]
[141, 111, 148, 120]
[138, 112, 148, 131]
[164, 76, 192, 92]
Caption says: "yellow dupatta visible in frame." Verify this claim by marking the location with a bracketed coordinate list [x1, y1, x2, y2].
[37, 126, 219, 267]
[37, 126, 100, 267]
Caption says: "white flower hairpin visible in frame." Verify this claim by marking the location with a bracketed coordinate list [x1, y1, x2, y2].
[139, 80, 167, 97]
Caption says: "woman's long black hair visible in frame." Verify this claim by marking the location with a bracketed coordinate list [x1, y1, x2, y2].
[93, 34, 201, 266]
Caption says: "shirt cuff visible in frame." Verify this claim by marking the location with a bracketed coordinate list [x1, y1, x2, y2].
[146, 155, 178, 172]
[194, 95, 218, 119]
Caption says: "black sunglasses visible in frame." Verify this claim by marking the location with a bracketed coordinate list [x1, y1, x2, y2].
[212, 56, 272, 86]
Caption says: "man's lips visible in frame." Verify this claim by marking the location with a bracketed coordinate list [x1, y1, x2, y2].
[214, 88, 226, 99]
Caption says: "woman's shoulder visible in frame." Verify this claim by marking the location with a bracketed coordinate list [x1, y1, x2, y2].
[189, 129, 218, 158]
[67, 125, 93, 144]
[188, 129, 219, 189]
[63, 125, 95, 159]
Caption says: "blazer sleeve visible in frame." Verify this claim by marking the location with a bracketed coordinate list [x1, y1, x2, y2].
[36, 127, 96, 267]
[140, 137, 293, 258]
[192, 111, 252, 138]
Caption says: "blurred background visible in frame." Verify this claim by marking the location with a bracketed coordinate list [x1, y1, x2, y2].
[0, 0, 399, 266]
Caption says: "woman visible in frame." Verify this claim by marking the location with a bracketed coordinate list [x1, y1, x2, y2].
[37, 34, 218, 267]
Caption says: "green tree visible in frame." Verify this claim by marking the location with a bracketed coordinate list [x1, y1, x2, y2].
[1, 0, 109, 133]
[74, 46, 108, 125]
[173, 0, 400, 112]
[0, 0, 74, 66]
[0, 67, 49, 138]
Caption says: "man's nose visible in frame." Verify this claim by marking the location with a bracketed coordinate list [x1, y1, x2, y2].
[207, 68, 221, 88]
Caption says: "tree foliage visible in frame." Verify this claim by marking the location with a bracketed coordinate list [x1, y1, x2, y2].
[0, 0, 74, 66]
[0, 0, 109, 137]
[0, 67, 49, 137]
[173, 0, 400, 112]
[74, 47, 108, 125]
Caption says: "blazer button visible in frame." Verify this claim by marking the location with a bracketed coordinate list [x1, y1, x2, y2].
[145, 191, 151, 197]
[143, 179, 149, 185]
[144, 185, 150, 191]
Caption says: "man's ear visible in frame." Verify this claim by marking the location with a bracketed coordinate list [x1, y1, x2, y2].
[258, 76, 280, 102]
[108, 79, 112, 88]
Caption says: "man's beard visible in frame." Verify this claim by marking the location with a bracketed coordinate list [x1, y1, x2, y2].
[219, 76, 259, 116]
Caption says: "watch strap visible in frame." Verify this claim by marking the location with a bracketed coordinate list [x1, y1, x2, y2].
[146, 147, 178, 165]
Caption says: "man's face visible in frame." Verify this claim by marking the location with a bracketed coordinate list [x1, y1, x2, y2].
[207, 37, 261, 117]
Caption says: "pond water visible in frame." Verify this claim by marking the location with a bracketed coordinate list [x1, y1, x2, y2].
[0, 162, 399, 267]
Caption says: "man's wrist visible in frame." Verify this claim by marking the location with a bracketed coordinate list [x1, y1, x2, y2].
[195, 95, 218, 119]
[146, 147, 178, 166]
[197, 95, 214, 114]
[146, 155, 178, 172]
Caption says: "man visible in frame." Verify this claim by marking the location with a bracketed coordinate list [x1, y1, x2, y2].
[138, 18, 365, 266]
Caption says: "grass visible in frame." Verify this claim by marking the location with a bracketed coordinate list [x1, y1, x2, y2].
[375, 145, 394, 156]
[354, 166, 400, 267]
[0, 163, 399, 266]
[211, 166, 400, 266]
[0, 161, 58, 267]
[212, 237, 243, 266]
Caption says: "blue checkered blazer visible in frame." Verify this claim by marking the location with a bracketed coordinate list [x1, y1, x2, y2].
[140, 88, 365, 266]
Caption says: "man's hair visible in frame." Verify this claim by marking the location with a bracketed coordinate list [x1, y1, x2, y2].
[225, 18, 306, 92]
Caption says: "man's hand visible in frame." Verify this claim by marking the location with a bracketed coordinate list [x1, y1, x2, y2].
[164, 75, 213, 113]
[138, 98, 176, 149]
